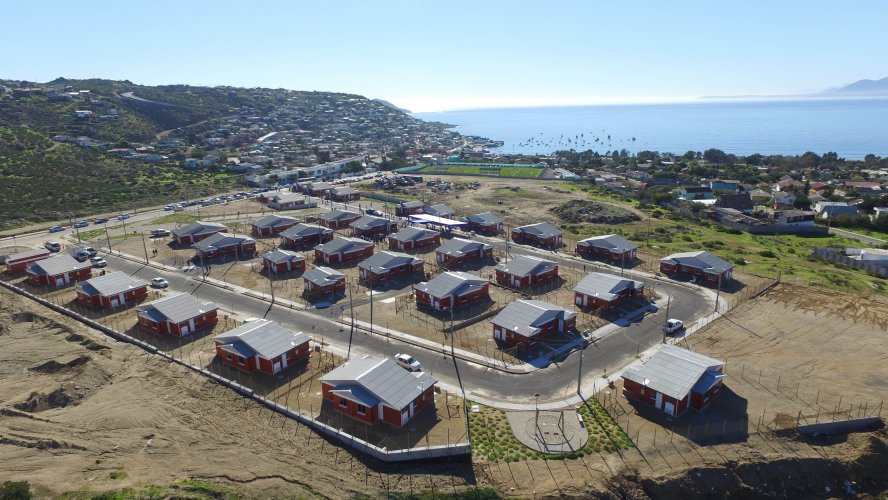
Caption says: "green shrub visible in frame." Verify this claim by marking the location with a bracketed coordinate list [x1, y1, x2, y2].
[758, 250, 777, 258]
[0, 481, 32, 500]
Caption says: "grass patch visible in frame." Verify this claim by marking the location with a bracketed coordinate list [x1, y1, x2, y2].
[419, 165, 542, 178]
[151, 213, 200, 224]
[61, 478, 234, 500]
[108, 471, 127, 480]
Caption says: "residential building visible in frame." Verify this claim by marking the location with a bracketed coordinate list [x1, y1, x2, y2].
[280, 223, 334, 249]
[136, 293, 218, 337]
[214, 319, 310, 375]
[494, 255, 558, 288]
[302, 266, 346, 296]
[262, 249, 306, 274]
[813, 201, 860, 219]
[660, 251, 733, 284]
[171, 221, 227, 245]
[349, 215, 397, 239]
[714, 193, 753, 214]
[27, 255, 92, 287]
[576, 234, 637, 263]
[251, 214, 299, 237]
[320, 357, 437, 427]
[491, 300, 577, 349]
[775, 210, 816, 226]
[388, 226, 440, 252]
[464, 212, 503, 235]
[267, 193, 308, 211]
[435, 238, 493, 266]
[413, 271, 489, 311]
[75, 271, 148, 309]
[573, 272, 645, 310]
[318, 210, 362, 230]
[4, 248, 50, 274]
[395, 200, 425, 216]
[622, 345, 726, 417]
[423, 203, 456, 218]
[511, 222, 563, 249]
[329, 186, 360, 202]
[193, 233, 256, 260]
[358, 251, 424, 284]
[677, 186, 715, 200]
[314, 237, 374, 265]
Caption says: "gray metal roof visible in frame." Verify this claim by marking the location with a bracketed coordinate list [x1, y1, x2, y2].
[137, 292, 217, 324]
[358, 251, 423, 271]
[399, 200, 425, 209]
[573, 272, 643, 301]
[514, 222, 562, 239]
[577, 234, 637, 253]
[622, 345, 725, 400]
[413, 271, 486, 298]
[214, 319, 308, 360]
[424, 204, 455, 217]
[661, 251, 733, 275]
[5, 248, 50, 263]
[491, 300, 576, 338]
[193, 233, 254, 252]
[389, 226, 438, 242]
[350, 215, 393, 230]
[270, 193, 304, 205]
[319, 209, 361, 222]
[279, 223, 332, 239]
[252, 214, 298, 229]
[171, 221, 226, 238]
[331, 186, 359, 195]
[29, 254, 90, 276]
[494, 255, 556, 278]
[465, 212, 502, 225]
[302, 266, 345, 287]
[262, 249, 305, 264]
[315, 236, 374, 255]
[320, 357, 436, 410]
[435, 238, 491, 258]
[308, 182, 333, 191]
[77, 271, 148, 297]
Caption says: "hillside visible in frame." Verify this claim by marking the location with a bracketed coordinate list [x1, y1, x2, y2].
[828, 76, 888, 96]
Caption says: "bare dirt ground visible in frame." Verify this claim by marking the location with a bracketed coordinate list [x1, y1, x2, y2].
[0, 286, 479, 498]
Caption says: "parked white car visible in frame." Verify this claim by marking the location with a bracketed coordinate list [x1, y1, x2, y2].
[394, 353, 421, 372]
[44, 241, 61, 252]
[664, 319, 684, 335]
[90, 257, 107, 268]
[151, 277, 169, 289]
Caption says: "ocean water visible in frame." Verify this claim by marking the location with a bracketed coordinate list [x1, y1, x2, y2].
[414, 98, 888, 160]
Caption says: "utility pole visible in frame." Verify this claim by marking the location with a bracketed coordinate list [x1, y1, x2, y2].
[576, 347, 584, 396]
[663, 295, 671, 343]
[368, 267, 374, 336]
[104, 223, 112, 254]
[140, 232, 149, 264]
[715, 273, 722, 312]
[347, 283, 355, 359]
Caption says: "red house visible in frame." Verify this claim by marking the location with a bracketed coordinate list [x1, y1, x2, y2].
[573, 272, 645, 310]
[193, 233, 257, 260]
[491, 300, 577, 349]
[395, 200, 425, 216]
[314, 237, 374, 265]
[76, 271, 149, 309]
[349, 215, 397, 239]
[279, 223, 333, 249]
[262, 249, 306, 274]
[304, 181, 334, 197]
[511, 222, 563, 249]
[171, 221, 228, 245]
[358, 251, 424, 284]
[136, 293, 218, 337]
[435, 238, 493, 267]
[659, 251, 733, 285]
[318, 210, 362, 230]
[303, 266, 346, 296]
[388, 226, 440, 252]
[27, 255, 92, 288]
[622, 345, 726, 417]
[4, 248, 50, 274]
[494, 255, 558, 288]
[576, 234, 637, 264]
[329, 186, 361, 202]
[320, 357, 437, 427]
[413, 271, 489, 311]
[214, 319, 310, 375]
[464, 212, 503, 235]
[251, 214, 299, 237]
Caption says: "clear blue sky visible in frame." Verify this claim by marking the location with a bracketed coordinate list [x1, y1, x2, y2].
[2, 1, 885, 111]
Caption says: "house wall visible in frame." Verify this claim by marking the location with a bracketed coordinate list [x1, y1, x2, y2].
[178, 228, 227, 245]
[305, 280, 345, 296]
[496, 266, 558, 288]
[381, 405, 404, 427]
[467, 221, 501, 235]
[389, 234, 440, 252]
[265, 258, 306, 274]
[352, 223, 396, 239]
[147, 309, 218, 337]
[622, 378, 690, 416]
[28, 267, 92, 288]
[6, 254, 50, 274]
[577, 245, 636, 262]
[197, 241, 256, 260]
[361, 261, 423, 283]
[216, 346, 256, 373]
[252, 221, 298, 237]
[282, 231, 333, 249]
[322, 382, 378, 424]
[512, 231, 562, 248]
[396, 205, 424, 216]
[436, 247, 491, 266]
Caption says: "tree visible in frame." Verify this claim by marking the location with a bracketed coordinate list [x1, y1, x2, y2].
[703, 148, 728, 164]
[0, 481, 32, 500]
[864, 154, 881, 167]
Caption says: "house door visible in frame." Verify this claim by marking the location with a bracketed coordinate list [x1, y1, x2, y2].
[110, 297, 120, 308]
[575, 295, 583, 306]
[55, 276, 65, 287]
[401, 408, 409, 426]
[273, 360, 282, 374]
[512, 276, 520, 287]
[180, 324, 190, 337]
[655, 392, 663, 410]
[664, 402, 676, 417]
[494, 327, 504, 341]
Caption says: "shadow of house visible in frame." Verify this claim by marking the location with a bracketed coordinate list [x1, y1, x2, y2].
[626, 386, 749, 445]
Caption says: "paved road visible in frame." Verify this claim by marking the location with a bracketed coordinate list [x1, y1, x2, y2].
[829, 227, 887, 246]
[4, 195, 712, 405]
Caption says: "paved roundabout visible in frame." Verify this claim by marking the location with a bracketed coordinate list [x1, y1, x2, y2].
[506, 409, 588, 454]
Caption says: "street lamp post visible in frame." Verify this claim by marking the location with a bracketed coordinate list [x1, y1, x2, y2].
[534, 392, 541, 435]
